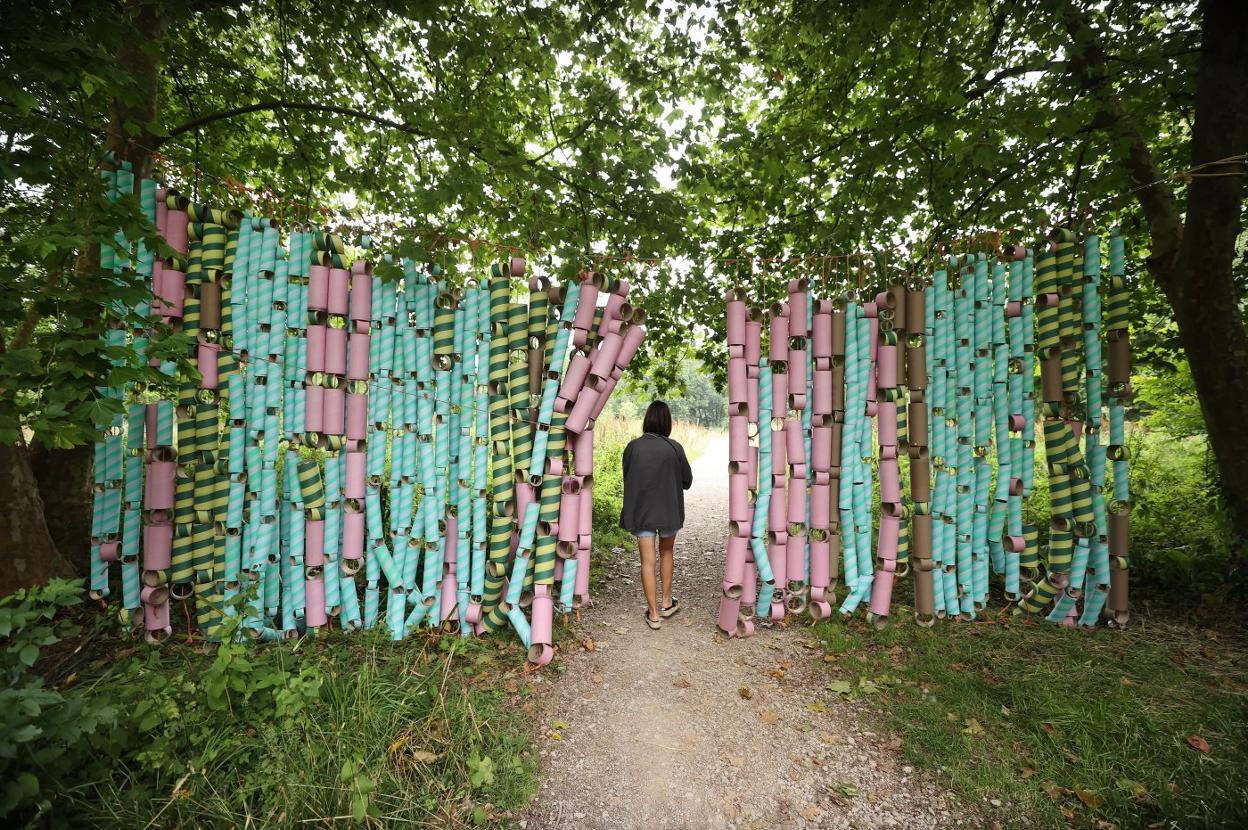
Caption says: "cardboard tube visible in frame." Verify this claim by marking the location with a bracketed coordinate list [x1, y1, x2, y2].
[728, 416, 749, 462]
[728, 357, 748, 404]
[878, 343, 898, 388]
[728, 473, 751, 524]
[1108, 331, 1130, 386]
[727, 298, 747, 345]
[328, 268, 350, 315]
[717, 593, 742, 635]
[723, 535, 749, 596]
[143, 523, 172, 570]
[744, 318, 763, 365]
[879, 458, 901, 504]
[769, 312, 788, 363]
[348, 332, 370, 379]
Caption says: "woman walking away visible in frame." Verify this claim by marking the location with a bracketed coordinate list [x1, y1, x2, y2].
[620, 400, 694, 630]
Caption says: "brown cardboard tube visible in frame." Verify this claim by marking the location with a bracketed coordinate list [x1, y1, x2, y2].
[1109, 565, 1129, 623]
[827, 532, 840, 580]
[1041, 355, 1064, 403]
[907, 345, 927, 389]
[912, 514, 932, 560]
[830, 309, 846, 355]
[888, 285, 907, 331]
[1109, 331, 1131, 386]
[829, 421, 843, 468]
[908, 403, 928, 447]
[910, 449, 930, 501]
[906, 288, 924, 332]
[831, 365, 845, 412]
[199, 282, 221, 329]
[1109, 510, 1130, 558]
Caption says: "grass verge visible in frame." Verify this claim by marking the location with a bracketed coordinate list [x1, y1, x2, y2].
[813, 612, 1248, 829]
[38, 613, 537, 828]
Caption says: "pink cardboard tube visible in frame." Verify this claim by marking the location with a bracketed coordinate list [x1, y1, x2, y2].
[322, 386, 345, 435]
[770, 601, 786, 622]
[599, 292, 624, 335]
[744, 319, 762, 365]
[812, 304, 832, 356]
[145, 460, 175, 510]
[769, 482, 787, 528]
[615, 323, 645, 370]
[878, 343, 897, 388]
[565, 387, 600, 433]
[439, 573, 458, 622]
[1006, 300, 1022, 318]
[867, 314, 879, 362]
[305, 576, 327, 627]
[342, 509, 364, 560]
[573, 282, 600, 333]
[306, 324, 327, 372]
[346, 392, 367, 440]
[348, 332, 370, 379]
[573, 428, 594, 475]
[590, 328, 625, 378]
[443, 515, 459, 565]
[197, 343, 220, 389]
[788, 283, 808, 338]
[769, 311, 788, 363]
[558, 352, 593, 405]
[728, 473, 750, 524]
[746, 372, 759, 423]
[578, 483, 593, 531]
[308, 264, 329, 310]
[769, 538, 788, 587]
[770, 369, 788, 415]
[143, 599, 171, 641]
[155, 269, 185, 317]
[728, 357, 748, 404]
[575, 544, 591, 601]
[813, 370, 833, 415]
[589, 370, 622, 421]
[516, 482, 535, 524]
[786, 532, 806, 582]
[809, 537, 830, 588]
[529, 590, 554, 661]
[879, 458, 901, 504]
[717, 594, 742, 635]
[165, 210, 188, 254]
[350, 270, 373, 322]
[869, 571, 895, 619]
[559, 493, 580, 544]
[877, 401, 897, 447]
[326, 327, 347, 375]
[327, 267, 350, 315]
[143, 523, 172, 570]
[305, 520, 325, 567]
[742, 555, 758, 606]
[809, 483, 830, 528]
[345, 451, 366, 499]
[771, 427, 787, 473]
[1009, 413, 1026, 431]
[511, 256, 526, 277]
[727, 299, 747, 346]
[98, 541, 119, 562]
[465, 602, 483, 625]
[723, 535, 748, 596]
[728, 416, 749, 462]
[877, 513, 899, 562]
[786, 418, 805, 462]
[304, 385, 325, 433]
[788, 347, 807, 393]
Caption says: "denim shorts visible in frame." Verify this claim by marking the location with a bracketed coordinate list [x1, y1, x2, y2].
[635, 529, 678, 539]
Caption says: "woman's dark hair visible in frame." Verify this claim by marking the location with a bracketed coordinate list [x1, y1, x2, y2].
[643, 400, 672, 437]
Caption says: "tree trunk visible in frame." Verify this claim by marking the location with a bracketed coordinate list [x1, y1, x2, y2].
[29, 443, 94, 576]
[1158, 0, 1248, 547]
[0, 445, 76, 597]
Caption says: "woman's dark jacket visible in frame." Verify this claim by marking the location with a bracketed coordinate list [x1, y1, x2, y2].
[619, 433, 694, 534]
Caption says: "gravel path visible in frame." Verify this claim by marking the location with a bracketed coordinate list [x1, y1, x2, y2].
[524, 434, 980, 830]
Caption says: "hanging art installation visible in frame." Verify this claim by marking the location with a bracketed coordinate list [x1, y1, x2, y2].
[88, 160, 644, 665]
[720, 232, 1131, 634]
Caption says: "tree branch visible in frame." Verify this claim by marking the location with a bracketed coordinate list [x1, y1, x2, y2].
[1061, 1, 1184, 276]
[158, 100, 435, 145]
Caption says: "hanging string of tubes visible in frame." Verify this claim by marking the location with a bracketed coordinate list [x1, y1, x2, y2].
[720, 224, 1131, 634]
[89, 161, 646, 665]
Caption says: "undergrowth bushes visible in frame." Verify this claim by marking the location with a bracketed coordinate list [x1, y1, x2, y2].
[4, 580, 535, 828]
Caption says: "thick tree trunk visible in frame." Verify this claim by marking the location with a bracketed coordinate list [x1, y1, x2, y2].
[29, 443, 94, 576]
[1158, 0, 1248, 546]
[0, 445, 76, 597]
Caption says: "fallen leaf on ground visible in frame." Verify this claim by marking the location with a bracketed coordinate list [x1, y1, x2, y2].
[884, 736, 904, 752]
[963, 718, 985, 735]
[759, 710, 780, 725]
[1186, 735, 1211, 753]
[739, 686, 753, 700]
[1116, 779, 1149, 800]
[768, 667, 787, 679]
[799, 806, 822, 821]
[805, 700, 828, 713]
[581, 637, 596, 651]
[819, 732, 839, 744]
[1019, 766, 1036, 779]
[823, 653, 838, 663]
[1074, 786, 1104, 808]
[614, 628, 628, 635]
[411, 750, 438, 764]
[1041, 722, 1056, 734]
[672, 677, 691, 689]
[828, 680, 854, 695]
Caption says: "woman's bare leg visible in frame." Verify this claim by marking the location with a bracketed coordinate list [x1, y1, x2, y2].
[638, 535, 660, 620]
[659, 533, 676, 610]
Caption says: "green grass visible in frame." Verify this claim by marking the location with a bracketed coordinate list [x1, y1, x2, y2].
[813, 613, 1248, 829]
[44, 622, 537, 828]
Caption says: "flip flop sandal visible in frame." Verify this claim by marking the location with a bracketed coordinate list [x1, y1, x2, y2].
[660, 597, 681, 619]
[644, 611, 662, 630]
